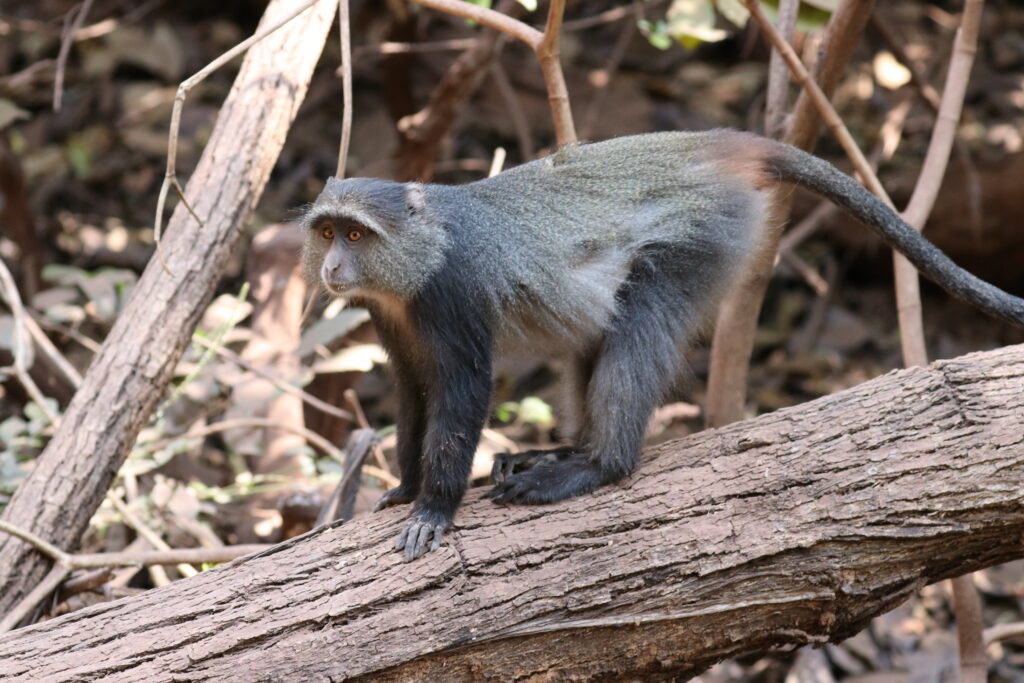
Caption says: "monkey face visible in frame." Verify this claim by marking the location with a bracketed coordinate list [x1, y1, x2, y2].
[301, 177, 449, 300]
[313, 218, 372, 295]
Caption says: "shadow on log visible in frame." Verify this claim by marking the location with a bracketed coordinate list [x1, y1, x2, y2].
[1, 345, 1023, 681]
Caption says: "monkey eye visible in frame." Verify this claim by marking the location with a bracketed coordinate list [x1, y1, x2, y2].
[320, 224, 335, 240]
[345, 228, 364, 243]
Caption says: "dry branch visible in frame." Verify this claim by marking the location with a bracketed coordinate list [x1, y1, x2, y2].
[0, 0, 337, 616]
[409, 0, 576, 144]
[2, 344, 1023, 681]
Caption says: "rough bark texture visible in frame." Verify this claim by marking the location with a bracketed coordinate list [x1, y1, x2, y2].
[0, 0, 335, 616]
[1, 345, 1023, 682]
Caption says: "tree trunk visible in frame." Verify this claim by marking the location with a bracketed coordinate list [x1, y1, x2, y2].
[2, 344, 1022, 682]
[0, 0, 336, 616]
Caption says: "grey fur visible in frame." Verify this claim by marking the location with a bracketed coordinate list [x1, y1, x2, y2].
[303, 129, 1024, 559]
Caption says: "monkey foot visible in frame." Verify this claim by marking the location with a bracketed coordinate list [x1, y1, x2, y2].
[395, 509, 450, 561]
[490, 446, 577, 484]
[486, 453, 603, 505]
[372, 486, 417, 512]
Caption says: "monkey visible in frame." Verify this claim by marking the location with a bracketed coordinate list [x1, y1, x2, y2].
[301, 129, 1024, 561]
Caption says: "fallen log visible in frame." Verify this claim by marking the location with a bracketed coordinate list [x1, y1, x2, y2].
[1, 344, 1022, 681]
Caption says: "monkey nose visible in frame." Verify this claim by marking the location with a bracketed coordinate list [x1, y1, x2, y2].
[321, 261, 350, 292]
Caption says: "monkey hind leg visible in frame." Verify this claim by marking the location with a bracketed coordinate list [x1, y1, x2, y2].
[488, 245, 705, 506]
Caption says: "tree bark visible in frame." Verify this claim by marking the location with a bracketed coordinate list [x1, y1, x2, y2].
[2, 344, 1023, 681]
[0, 0, 336, 616]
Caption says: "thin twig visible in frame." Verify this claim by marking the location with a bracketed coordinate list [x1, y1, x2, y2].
[704, 0, 875, 429]
[488, 147, 506, 177]
[871, 17, 983, 233]
[336, 0, 352, 178]
[22, 314, 83, 388]
[0, 59, 55, 91]
[408, 0, 576, 144]
[344, 389, 391, 477]
[780, 251, 829, 296]
[352, 38, 478, 59]
[0, 520, 71, 566]
[57, 567, 115, 601]
[29, 313, 103, 354]
[536, 0, 576, 144]
[53, 0, 94, 112]
[984, 621, 1024, 646]
[0, 519, 268, 570]
[71, 544, 270, 568]
[765, 0, 799, 138]
[0, 258, 60, 426]
[408, 0, 542, 46]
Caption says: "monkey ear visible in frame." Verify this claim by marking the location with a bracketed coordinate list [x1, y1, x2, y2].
[405, 183, 426, 215]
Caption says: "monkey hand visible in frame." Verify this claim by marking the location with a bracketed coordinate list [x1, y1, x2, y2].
[395, 508, 450, 561]
[372, 486, 417, 512]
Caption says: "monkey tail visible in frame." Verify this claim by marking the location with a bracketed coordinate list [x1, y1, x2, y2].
[767, 143, 1024, 327]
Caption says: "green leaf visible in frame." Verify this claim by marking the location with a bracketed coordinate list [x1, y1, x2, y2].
[495, 397, 553, 425]
[67, 137, 91, 178]
[515, 0, 537, 9]
[496, 401, 518, 423]
[517, 396, 553, 425]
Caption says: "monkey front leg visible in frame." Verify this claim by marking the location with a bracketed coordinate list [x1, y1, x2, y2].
[395, 340, 493, 561]
[373, 367, 427, 512]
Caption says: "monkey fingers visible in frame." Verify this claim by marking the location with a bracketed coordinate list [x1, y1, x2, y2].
[395, 510, 449, 561]
[372, 486, 417, 512]
[487, 454, 603, 505]
[490, 446, 577, 484]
